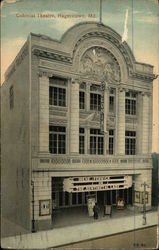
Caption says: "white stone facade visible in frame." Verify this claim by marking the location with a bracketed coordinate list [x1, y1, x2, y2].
[1, 22, 156, 231]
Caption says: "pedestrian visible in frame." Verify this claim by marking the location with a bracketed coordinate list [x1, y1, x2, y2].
[93, 202, 99, 219]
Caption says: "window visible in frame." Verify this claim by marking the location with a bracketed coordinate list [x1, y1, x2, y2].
[49, 86, 66, 106]
[109, 130, 114, 154]
[90, 129, 104, 155]
[9, 86, 14, 109]
[109, 96, 114, 112]
[109, 89, 115, 113]
[125, 131, 136, 155]
[79, 128, 85, 154]
[79, 91, 85, 109]
[49, 126, 66, 154]
[125, 91, 136, 115]
[90, 93, 101, 111]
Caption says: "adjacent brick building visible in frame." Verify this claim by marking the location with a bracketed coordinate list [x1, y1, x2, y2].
[1, 22, 156, 231]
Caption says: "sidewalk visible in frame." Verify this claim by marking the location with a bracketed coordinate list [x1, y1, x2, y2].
[1, 217, 29, 238]
[1, 210, 158, 249]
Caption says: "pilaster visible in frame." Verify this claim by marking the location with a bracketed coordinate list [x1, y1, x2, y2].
[115, 88, 119, 155]
[141, 92, 150, 154]
[39, 72, 50, 153]
[148, 93, 152, 153]
[104, 85, 109, 155]
[70, 78, 79, 154]
[117, 88, 125, 155]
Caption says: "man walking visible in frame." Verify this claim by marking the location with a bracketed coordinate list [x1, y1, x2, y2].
[93, 203, 99, 219]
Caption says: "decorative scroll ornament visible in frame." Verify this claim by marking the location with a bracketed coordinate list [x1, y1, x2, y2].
[80, 47, 121, 83]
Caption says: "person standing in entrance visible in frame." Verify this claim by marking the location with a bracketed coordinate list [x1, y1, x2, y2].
[93, 203, 99, 219]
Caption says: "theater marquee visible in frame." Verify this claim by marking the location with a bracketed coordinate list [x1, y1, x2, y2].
[63, 175, 132, 193]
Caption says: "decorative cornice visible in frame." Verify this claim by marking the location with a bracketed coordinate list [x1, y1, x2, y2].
[140, 91, 152, 97]
[71, 77, 81, 84]
[131, 72, 156, 82]
[33, 47, 72, 64]
[119, 87, 126, 92]
[38, 70, 53, 78]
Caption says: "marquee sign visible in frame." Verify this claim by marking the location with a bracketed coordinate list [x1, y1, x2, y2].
[63, 175, 132, 193]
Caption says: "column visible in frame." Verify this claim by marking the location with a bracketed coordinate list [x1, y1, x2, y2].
[104, 85, 109, 133]
[148, 94, 152, 153]
[70, 79, 79, 154]
[136, 93, 143, 155]
[141, 93, 150, 154]
[67, 80, 71, 154]
[104, 85, 109, 155]
[117, 88, 125, 155]
[115, 88, 118, 155]
[33, 172, 52, 230]
[39, 72, 49, 153]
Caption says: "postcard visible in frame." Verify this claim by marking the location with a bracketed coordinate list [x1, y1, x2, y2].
[1, 0, 159, 249]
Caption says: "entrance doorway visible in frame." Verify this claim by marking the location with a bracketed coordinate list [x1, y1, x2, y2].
[97, 191, 105, 206]
[104, 188, 133, 206]
[52, 177, 133, 209]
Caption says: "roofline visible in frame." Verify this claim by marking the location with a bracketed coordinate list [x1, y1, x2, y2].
[4, 37, 29, 81]
[4, 22, 156, 81]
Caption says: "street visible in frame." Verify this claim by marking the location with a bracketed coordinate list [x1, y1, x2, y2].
[56, 226, 158, 249]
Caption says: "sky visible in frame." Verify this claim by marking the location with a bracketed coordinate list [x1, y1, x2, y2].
[1, 0, 159, 152]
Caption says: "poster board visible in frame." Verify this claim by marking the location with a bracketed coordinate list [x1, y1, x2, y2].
[134, 191, 149, 204]
[104, 205, 112, 216]
[116, 197, 125, 210]
[87, 197, 96, 217]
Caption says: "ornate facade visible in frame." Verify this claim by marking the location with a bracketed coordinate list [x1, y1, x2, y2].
[1, 22, 156, 231]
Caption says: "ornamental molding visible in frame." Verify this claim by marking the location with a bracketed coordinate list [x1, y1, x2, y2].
[50, 119, 67, 126]
[140, 91, 152, 97]
[119, 87, 126, 92]
[107, 117, 115, 126]
[72, 31, 134, 76]
[125, 117, 137, 124]
[50, 110, 67, 117]
[38, 70, 53, 78]
[71, 77, 81, 84]
[33, 47, 72, 64]
[131, 72, 156, 82]
[79, 46, 121, 83]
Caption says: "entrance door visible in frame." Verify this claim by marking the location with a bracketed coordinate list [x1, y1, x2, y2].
[112, 190, 116, 205]
[105, 188, 133, 206]
[97, 191, 104, 206]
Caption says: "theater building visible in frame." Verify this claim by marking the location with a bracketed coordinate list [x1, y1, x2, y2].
[1, 22, 156, 231]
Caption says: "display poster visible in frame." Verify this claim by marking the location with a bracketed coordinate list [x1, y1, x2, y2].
[87, 197, 96, 217]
